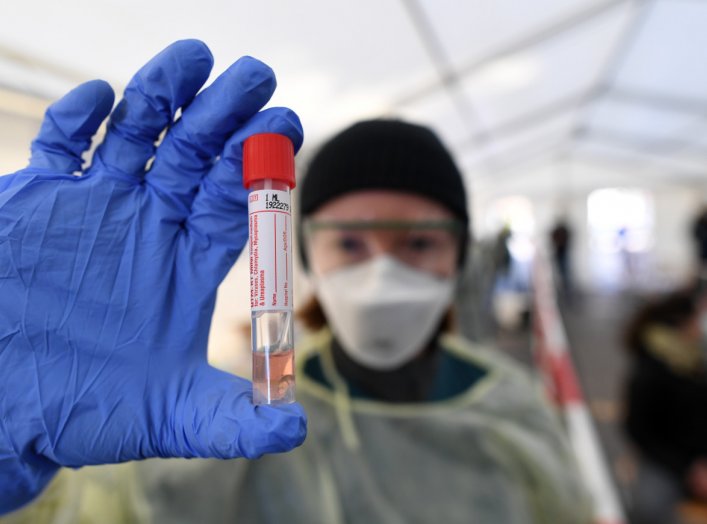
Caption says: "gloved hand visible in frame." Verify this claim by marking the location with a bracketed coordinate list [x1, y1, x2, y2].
[0, 40, 306, 514]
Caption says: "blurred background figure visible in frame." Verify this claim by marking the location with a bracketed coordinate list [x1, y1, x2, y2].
[455, 238, 499, 343]
[617, 225, 637, 285]
[494, 225, 513, 278]
[550, 217, 574, 299]
[692, 206, 707, 276]
[492, 223, 533, 334]
[623, 290, 707, 524]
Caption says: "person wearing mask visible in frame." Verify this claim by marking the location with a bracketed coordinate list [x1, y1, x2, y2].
[1, 42, 590, 523]
[624, 291, 707, 524]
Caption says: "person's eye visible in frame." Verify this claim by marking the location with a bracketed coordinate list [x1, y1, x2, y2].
[337, 236, 365, 253]
[406, 235, 437, 252]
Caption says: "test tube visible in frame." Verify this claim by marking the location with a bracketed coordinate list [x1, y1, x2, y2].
[243, 133, 296, 405]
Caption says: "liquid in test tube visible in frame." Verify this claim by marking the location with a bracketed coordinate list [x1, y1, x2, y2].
[243, 133, 296, 405]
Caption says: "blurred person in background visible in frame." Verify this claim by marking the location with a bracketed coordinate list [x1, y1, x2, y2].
[550, 218, 573, 298]
[5, 119, 592, 523]
[624, 290, 707, 524]
[494, 224, 513, 277]
[691, 205, 707, 274]
[455, 237, 499, 343]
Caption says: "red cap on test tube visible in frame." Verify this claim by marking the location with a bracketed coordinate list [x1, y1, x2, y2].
[243, 133, 296, 189]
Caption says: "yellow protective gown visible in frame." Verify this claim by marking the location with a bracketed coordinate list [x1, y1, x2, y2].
[2, 331, 592, 524]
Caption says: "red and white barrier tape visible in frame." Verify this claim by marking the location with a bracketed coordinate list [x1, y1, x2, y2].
[532, 249, 626, 524]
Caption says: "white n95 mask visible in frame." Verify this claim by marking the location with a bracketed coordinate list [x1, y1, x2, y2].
[312, 256, 455, 370]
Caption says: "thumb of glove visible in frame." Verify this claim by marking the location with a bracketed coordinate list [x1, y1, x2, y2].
[158, 365, 307, 460]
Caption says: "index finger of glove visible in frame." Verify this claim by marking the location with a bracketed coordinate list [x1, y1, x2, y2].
[181, 107, 303, 289]
[91, 39, 213, 179]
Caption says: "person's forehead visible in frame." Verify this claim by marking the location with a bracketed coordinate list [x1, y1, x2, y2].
[310, 190, 453, 221]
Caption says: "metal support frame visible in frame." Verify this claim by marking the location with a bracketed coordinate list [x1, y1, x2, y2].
[573, 151, 707, 184]
[400, 0, 489, 161]
[460, 90, 591, 149]
[462, 82, 707, 175]
[564, 0, 656, 149]
[396, 0, 640, 179]
[610, 86, 707, 115]
[393, 0, 631, 110]
[579, 129, 707, 168]
[396, 0, 707, 190]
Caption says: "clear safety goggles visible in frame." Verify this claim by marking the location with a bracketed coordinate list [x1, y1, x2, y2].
[303, 219, 464, 276]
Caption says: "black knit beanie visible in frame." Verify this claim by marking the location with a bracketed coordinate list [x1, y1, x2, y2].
[298, 119, 469, 267]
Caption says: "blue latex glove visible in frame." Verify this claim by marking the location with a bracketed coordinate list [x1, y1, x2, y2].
[0, 40, 306, 514]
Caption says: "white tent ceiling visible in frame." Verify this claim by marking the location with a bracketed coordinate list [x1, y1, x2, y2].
[1, 0, 706, 190]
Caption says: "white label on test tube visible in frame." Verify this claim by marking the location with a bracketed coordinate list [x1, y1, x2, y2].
[248, 189, 292, 313]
